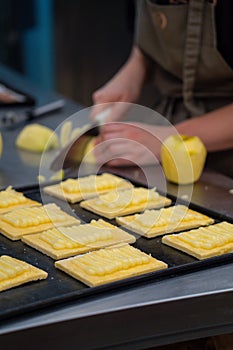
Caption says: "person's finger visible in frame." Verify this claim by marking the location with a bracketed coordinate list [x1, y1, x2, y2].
[93, 139, 130, 165]
[94, 139, 125, 158]
[100, 124, 148, 145]
[89, 103, 113, 122]
[93, 138, 142, 162]
[92, 88, 107, 103]
[100, 128, 124, 141]
[94, 142, 159, 167]
[90, 102, 132, 123]
[106, 103, 131, 122]
[107, 149, 160, 167]
[92, 85, 121, 104]
[99, 123, 140, 143]
[101, 121, 147, 134]
[107, 158, 137, 167]
[100, 122, 126, 133]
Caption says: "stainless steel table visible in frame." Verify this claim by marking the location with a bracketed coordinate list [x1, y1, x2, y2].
[0, 64, 233, 350]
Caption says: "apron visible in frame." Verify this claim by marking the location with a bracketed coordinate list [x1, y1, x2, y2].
[135, 0, 233, 177]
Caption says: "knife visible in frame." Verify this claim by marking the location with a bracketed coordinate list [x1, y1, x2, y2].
[50, 107, 112, 171]
[0, 99, 65, 128]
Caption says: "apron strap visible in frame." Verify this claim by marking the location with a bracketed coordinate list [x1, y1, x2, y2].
[182, 0, 206, 116]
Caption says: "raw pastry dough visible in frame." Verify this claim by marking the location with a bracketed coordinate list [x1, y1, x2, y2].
[0, 186, 40, 214]
[0, 255, 47, 292]
[116, 205, 214, 238]
[43, 173, 133, 203]
[22, 219, 136, 259]
[162, 221, 233, 259]
[0, 203, 79, 240]
[55, 244, 168, 287]
[80, 187, 171, 219]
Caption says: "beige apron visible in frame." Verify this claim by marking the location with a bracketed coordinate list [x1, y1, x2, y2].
[135, 0, 233, 177]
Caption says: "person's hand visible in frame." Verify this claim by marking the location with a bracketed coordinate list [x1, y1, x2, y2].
[90, 46, 149, 122]
[93, 122, 175, 167]
[90, 69, 141, 122]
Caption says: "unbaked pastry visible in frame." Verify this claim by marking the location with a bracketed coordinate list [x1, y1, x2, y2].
[80, 187, 171, 219]
[43, 173, 133, 203]
[0, 186, 40, 214]
[116, 205, 214, 238]
[55, 244, 168, 287]
[0, 203, 79, 240]
[0, 255, 47, 292]
[22, 219, 136, 260]
[162, 221, 233, 259]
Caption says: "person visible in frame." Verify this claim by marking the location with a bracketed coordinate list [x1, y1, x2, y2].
[90, 0, 233, 177]
[89, 1, 233, 349]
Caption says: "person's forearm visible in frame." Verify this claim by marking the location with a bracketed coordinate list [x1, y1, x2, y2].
[124, 45, 152, 86]
[175, 103, 233, 152]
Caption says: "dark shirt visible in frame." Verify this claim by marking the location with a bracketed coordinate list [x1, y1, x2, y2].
[150, 0, 233, 69]
[215, 0, 233, 70]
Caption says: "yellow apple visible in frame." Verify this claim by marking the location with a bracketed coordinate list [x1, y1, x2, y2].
[49, 169, 65, 181]
[60, 121, 72, 148]
[83, 138, 96, 164]
[161, 134, 207, 184]
[16, 124, 59, 153]
[60, 123, 96, 164]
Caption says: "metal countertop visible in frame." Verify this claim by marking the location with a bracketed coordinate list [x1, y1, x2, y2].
[0, 64, 233, 350]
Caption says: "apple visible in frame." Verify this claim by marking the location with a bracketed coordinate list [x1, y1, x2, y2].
[161, 134, 207, 184]
[83, 138, 96, 164]
[16, 124, 59, 153]
[62, 123, 96, 164]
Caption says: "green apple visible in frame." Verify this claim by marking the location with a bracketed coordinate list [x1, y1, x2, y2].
[161, 134, 207, 184]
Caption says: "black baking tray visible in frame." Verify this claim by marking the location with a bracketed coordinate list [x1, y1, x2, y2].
[0, 179, 233, 323]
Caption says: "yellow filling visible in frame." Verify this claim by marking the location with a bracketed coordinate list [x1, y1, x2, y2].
[41, 223, 113, 250]
[0, 256, 30, 281]
[40, 228, 80, 249]
[134, 205, 206, 228]
[1, 203, 68, 228]
[172, 222, 233, 250]
[61, 225, 112, 245]
[0, 186, 28, 208]
[62, 174, 126, 194]
[72, 245, 150, 276]
[93, 188, 159, 210]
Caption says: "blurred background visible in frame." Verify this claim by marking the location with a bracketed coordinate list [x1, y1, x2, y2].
[0, 0, 135, 106]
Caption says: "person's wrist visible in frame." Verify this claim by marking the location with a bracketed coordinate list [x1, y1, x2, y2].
[126, 46, 148, 84]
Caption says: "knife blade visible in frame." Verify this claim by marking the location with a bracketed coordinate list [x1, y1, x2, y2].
[50, 107, 112, 171]
[0, 99, 65, 129]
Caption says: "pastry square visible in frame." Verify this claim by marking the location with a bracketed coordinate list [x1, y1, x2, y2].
[0, 203, 80, 240]
[0, 186, 40, 214]
[55, 244, 168, 287]
[43, 173, 133, 203]
[80, 187, 171, 219]
[162, 221, 233, 259]
[116, 205, 214, 238]
[22, 219, 136, 260]
[0, 255, 48, 292]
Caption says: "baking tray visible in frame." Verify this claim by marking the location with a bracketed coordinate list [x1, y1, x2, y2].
[0, 179, 233, 323]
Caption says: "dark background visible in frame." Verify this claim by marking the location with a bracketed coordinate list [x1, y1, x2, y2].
[0, 0, 135, 106]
